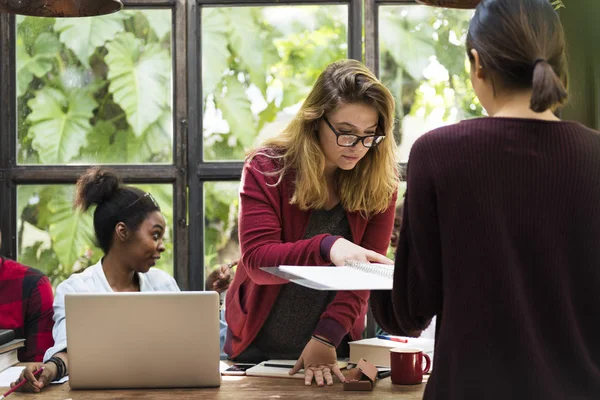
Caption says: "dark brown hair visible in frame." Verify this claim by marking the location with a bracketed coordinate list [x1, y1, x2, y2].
[467, 0, 568, 112]
[74, 167, 160, 253]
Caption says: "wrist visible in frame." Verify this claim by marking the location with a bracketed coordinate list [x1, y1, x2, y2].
[43, 361, 58, 381]
[311, 334, 335, 348]
[320, 236, 342, 262]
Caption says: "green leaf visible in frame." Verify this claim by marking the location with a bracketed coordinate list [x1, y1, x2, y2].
[127, 112, 172, 163]
[137, 10, 172, 40]
[47, 187, 95, 272]
[380, 17, 435, 80]
[217, 75, 255, 149]
[105, 32, 171, 136]
[257, 100, 278, 132]
[16, 32, 61, 97]
[201, 8, 230, 96]
[54, 13, 126, 68]
[26, 86, 97, 163]
[79, 120, 120, 163]
[228, 9, 272, 93]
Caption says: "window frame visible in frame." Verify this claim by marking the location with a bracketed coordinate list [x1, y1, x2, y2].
[0, 0, 190, 287]
[187, 0, 364, 290]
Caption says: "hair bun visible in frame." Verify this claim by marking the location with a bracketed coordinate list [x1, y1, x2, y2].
[74, 167, 121, 212]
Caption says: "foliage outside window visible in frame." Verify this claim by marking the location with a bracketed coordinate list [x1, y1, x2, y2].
[379, 6, 483, 162]
[201, 6, 348, 273]
[15, 10, 174, 287]
[18, 184, 174, 287]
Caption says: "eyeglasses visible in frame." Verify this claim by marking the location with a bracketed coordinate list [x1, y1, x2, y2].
[322, 116, 385, 148]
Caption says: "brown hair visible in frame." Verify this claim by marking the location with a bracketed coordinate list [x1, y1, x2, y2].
[466, 0, 568, 112]
[249, 59, 398, 215]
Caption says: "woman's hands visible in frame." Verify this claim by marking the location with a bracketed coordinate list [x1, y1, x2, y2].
[329, 238, 394, 266]
[10, 362, 57, 393]
[289, 336, 345, 386]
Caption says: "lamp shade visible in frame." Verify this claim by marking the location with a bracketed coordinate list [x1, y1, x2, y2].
[0, 0, 123, 17]
[415, 0, 480, 9]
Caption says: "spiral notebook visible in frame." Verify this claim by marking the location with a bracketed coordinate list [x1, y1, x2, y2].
[260, 260, 394, 290]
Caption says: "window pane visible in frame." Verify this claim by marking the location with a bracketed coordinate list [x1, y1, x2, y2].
[17, 184, 174, 288]
[204, 181, 240, 286]
[202, 6, 348, 161]
[379, 6, 484, 162]
[16, 10, 173, 165]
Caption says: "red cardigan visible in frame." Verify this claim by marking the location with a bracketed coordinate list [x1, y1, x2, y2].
[224, 153, 396, 358]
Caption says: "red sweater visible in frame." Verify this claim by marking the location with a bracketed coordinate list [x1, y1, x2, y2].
[225, 153, 396, 358]
[0, 257, 54, 362]
[371, 118, 600, 399]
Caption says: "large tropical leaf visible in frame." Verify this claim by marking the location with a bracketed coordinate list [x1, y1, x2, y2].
[217, 75, 255, 149]
[201, 8, 229, 97]
[79, 120, 121, 163]
[127, 112, 172, 163]
[16, 32, 61, 97]
[380, 16, 435, 80]
[105, 32, 171, 136]
[47, 186, 95, 272]
[54, 13, 126, 68]
[138, 10, 172, 40]
[26, 86, 97, 163]
[228, 8, 275, 93]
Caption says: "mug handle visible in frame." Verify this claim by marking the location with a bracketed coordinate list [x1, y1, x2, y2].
[422, 353, 431, 374]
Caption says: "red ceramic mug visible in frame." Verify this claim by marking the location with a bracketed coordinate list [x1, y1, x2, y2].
[390, 348, 431, 385]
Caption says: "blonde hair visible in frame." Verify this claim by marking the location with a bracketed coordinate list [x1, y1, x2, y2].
[249, 59, 398, 216]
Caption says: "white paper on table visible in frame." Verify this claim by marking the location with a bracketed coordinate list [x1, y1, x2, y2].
[0, 367, 68, 387]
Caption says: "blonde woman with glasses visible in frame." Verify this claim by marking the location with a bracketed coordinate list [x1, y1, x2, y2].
[225, 59, 399, 387]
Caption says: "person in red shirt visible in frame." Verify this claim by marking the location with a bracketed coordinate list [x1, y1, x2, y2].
[0, 231, 54, 362]
[225, 59, 399, 387]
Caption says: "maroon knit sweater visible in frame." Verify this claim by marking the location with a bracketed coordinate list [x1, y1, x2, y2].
[371, 117, 600, 400]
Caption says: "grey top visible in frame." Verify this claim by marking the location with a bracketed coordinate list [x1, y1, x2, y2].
[238, 203, 352, 362]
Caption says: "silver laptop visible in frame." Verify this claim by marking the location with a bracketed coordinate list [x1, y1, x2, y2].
[65, 291, 221, 389]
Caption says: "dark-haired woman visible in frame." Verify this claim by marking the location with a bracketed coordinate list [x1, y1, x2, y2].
[12, 167, 179, 393]
[371, 0, 600, 399]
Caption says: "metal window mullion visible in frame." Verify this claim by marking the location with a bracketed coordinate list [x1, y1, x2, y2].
[365, 0, 378, 73]
[349, 0, 362, 60]
[9, 165, 177, 184]
[173, 0, 189, 290]
[0, 13, 17, 260]
[187, 0, 204, 291]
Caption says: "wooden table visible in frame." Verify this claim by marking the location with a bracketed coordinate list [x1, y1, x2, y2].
[2, 373, 427, 399]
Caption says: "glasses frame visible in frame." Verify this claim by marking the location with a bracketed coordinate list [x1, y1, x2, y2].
[322, 116, 385, 148]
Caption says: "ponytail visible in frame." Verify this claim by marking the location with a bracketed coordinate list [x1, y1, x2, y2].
[530, 59, 568, 112]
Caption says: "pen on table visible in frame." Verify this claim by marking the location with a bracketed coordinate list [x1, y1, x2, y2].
[263, 363, 296, 369]
[377, 370, 392, 379]
[0, 367, 44, 399]
[377, 335, 408, 343]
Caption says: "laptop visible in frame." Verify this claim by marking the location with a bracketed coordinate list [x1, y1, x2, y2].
[65, 291, 221, 389]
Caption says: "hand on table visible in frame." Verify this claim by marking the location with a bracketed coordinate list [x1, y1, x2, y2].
[289, 336, 345, 386]
[329, 238, 394, 266]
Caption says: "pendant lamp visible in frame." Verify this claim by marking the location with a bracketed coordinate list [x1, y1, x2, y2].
[415, 0, 481, 9]
[0, 0, 123, 17]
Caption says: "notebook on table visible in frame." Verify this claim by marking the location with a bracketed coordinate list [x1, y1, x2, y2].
[261, 260, 394, 290]
[245, 360, 349, 379]
[65, 291, 221, 389]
